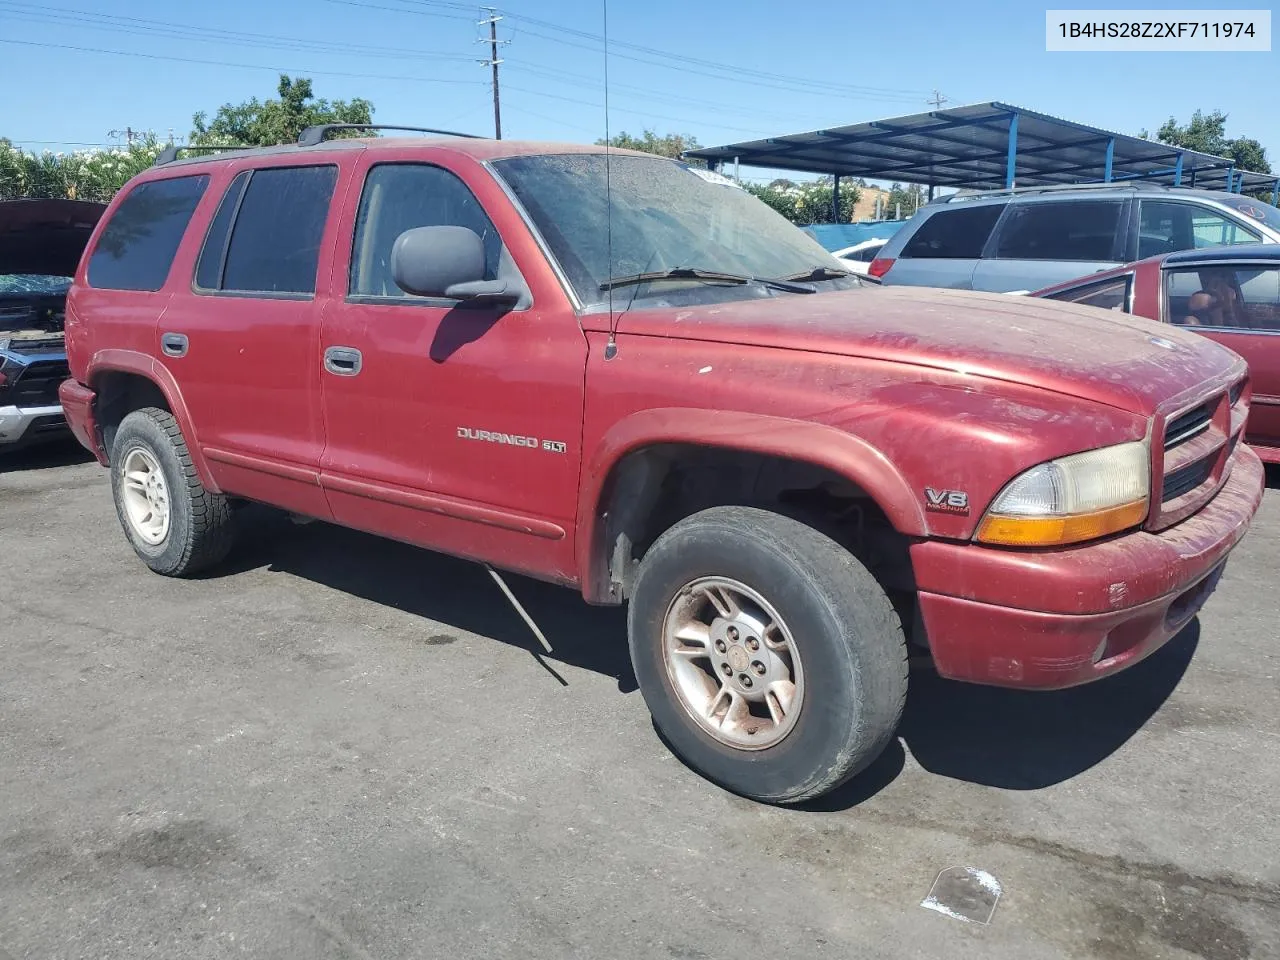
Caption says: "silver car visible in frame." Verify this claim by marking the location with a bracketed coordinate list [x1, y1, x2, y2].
[871, 183, 1280, 293]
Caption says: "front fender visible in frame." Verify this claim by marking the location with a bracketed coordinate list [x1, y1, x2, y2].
[575, 407, 926, 602]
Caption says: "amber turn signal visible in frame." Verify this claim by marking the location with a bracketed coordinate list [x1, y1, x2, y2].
[975, 499, 1149, 547]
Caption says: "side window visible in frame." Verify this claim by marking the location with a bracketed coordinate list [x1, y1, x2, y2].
[87, 175, 209, 291]
[1139, 201, 1261, 259]
[216, 165, 338, 296]
[194, 171, 250, 290]
[1045, 274, 1132, 312]
[899, 204, 1005, 259]
[1168, 265, 1280, 331]
[350, 163, 502, 299]
[992, 200, 1122, 261]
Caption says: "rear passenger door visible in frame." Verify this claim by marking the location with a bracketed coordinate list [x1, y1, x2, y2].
[970, 198, 1127, 293]
[880, 203, 1005, 288]
[159, 162, 341, 519]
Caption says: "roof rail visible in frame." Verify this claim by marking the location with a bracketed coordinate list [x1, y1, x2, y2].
[296, 124, 486, 147]
[930, 181, 1190, 204]
[153, 144, 257, 167]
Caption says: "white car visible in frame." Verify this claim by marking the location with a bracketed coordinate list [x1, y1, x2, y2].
[832, 238, 888, 275]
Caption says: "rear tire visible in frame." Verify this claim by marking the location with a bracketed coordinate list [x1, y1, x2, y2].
[109, 407, 234, 576]
[628, 506, 907, 804]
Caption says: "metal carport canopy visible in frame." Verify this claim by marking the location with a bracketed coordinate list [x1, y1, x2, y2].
[684, 101, 1279, 198]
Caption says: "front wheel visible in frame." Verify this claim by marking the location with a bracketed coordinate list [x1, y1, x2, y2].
[628, 506, 907, 804]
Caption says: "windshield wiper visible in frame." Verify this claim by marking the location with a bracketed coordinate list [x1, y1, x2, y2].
[774, 266, 853, 282]
[600, 267, 815, 294]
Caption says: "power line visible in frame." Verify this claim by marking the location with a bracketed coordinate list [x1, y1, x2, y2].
[476, 7, 509, 140]
[0, 38, 488, 86]
[927, 90, 949, 109]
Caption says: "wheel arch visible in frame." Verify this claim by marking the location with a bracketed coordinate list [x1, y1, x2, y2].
[88, 349, 217, 490]
[576, 408, 926, 604]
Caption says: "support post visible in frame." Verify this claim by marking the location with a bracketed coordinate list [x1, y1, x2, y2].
[1174, 153, 1184, 186]
[1005, 111, 1018, 189]
[734, 156, 740, 182]
[1272, 179, 1279, 207]
[832, 174, 841, 223]
[1189, 167, 1198, 188]
[1103, 137, 1114, 182]
[1226, 163, 1235, 193]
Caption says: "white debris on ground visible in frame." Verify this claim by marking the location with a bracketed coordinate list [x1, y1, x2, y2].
[920, 866, 1003, 925]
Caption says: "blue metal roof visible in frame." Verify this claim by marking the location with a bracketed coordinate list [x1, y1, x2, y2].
[685, 102, 1278, 198]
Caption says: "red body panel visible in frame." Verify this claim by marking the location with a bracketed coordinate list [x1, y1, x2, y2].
[60, 138, 1266, 692]
[1034, 255, 1280, 461]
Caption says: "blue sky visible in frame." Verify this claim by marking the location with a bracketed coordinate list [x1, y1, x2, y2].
[3, 0, 1276, 183]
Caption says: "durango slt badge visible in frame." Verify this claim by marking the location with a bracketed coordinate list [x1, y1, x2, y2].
[457, 426, 567, 454]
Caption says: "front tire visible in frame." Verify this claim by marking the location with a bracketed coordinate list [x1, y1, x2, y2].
[109, 407, 234, 576]
[628, 506, 907, 804]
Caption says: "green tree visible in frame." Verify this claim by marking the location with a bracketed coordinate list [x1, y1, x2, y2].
[1, 137, 165, 202]
[595, 129, 703, 162]
[743, 183, 799, 221]
[1150, 109, 1270, 174]
[190, 75, 374, 147]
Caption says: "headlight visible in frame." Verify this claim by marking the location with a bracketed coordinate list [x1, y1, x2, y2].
[976, 441, 1149, 547]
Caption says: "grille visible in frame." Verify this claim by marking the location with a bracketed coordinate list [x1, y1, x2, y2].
[1162, 458, 1214, 502]
[9, 359, 70, 407]
[1164, 403, 1213, 450]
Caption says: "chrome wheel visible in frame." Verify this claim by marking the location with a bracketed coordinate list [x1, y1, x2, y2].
[662, 577, 805, 750]
[119, 446, 170, 545]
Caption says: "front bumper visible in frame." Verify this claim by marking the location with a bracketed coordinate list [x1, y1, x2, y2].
[913, 443, 1264, 689]
[0, 403, 66, 449]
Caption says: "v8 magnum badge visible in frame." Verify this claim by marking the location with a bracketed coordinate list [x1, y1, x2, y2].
[924, 487, 969, 515]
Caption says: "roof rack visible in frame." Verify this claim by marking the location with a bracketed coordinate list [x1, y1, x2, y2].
[930, 181, 1192, 204]
[153, 144, 256, 167]
[296, 124, 486, 147]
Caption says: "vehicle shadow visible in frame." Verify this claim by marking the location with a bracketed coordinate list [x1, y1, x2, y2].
[1265, 463, 1280, 490]
[0, 438, 94, 473]
[221, 511, 1198, 805]
[224, 509, 637, 692]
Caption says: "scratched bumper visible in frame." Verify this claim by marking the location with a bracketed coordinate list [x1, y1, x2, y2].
[57, 378, 106, 464]
[912, 443, 1263, 689]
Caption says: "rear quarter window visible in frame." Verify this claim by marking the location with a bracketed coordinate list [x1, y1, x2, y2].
[87, 175, 209, 291]
[900, 204, 1005, 259]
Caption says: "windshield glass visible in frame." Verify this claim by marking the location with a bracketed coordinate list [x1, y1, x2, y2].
[491, 154, 859, 310]
[1219, 196, 1280, 234]
[0, 274, 72, 295]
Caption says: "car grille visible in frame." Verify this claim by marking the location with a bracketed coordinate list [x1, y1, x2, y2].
[1151, 376, 1249, 529]
[7, 359, 70, 408]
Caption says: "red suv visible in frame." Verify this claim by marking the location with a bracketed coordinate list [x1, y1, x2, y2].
[59, 128, 1264, 803]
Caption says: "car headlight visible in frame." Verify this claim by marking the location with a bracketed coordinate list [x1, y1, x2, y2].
[975, 441, 1149, 547]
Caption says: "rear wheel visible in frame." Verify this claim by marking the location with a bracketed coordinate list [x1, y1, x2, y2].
[628, 506, 907, 804]
[110, 407, 234, 576]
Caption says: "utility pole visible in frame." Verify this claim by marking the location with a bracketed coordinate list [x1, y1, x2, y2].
[477, 8, 509, 139]
[927, 90, 948, 110]
[108, 127, 139, 145]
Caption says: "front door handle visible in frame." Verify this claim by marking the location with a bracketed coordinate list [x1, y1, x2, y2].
[323, 346, 362, 376]
[160, 332, 188, 358]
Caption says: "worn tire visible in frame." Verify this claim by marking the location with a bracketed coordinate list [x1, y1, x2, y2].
[109, 407, 234, 577]
[628, 506, 907, 804]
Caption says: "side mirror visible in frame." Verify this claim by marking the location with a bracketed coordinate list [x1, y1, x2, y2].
[391, 225, 516, 304]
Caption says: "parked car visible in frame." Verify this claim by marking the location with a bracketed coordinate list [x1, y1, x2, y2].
[870, 184, 1280, 293]
[831, 237, 888, 275]
[60, 130, 1262, 803]
[0, 199, 106, 452]
[1035, 244, 1280, 462]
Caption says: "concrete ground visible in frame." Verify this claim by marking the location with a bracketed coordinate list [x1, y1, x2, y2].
[2, 441, 1278, 960]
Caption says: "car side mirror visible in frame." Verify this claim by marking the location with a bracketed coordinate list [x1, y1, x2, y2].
[391, 225, 517, 305]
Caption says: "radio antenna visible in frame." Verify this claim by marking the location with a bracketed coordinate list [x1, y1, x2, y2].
[602, 0, 618, 361]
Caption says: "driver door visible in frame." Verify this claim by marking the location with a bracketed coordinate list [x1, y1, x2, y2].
[317, 158, 588, 580]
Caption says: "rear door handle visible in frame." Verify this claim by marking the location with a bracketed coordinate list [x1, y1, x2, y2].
[323, 346, 362, 376]
[160, 332, 188, 358]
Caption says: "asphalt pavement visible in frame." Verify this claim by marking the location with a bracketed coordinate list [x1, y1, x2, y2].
[2, 441, 1278, 960]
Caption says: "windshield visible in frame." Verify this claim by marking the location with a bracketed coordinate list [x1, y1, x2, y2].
[0, 274, 72, 295]
[491, 154, 859, 310]
[1220, 196, 1280, 235]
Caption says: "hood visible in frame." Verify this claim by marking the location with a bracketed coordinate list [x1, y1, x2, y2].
[599, 285, 1241, 415]
[0, 199, 107, 277]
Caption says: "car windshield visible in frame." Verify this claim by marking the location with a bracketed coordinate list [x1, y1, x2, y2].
[490, 154, 859, 310]
[1220, 196, 1280, 234]
[0, 274, 73, 295]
